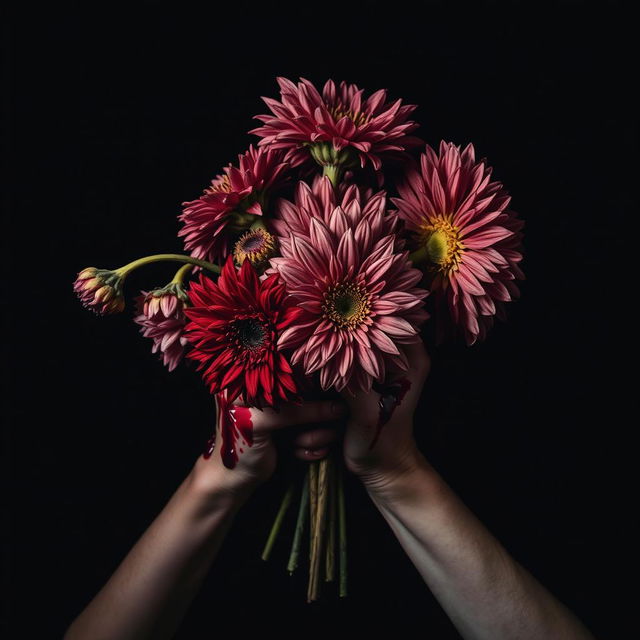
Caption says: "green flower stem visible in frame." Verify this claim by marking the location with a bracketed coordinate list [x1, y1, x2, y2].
[261, 481, 295, 562]
[307, 460, 320, 602]
[287, 471, 310, 575]
[170, 262, 195, 286]
[309, 460, 319, 547]
[338, 461, 348, 598]
[325, 453, 336, 583]
[308, 457, 330, 603]
[115, 253, 221, 279]
[322, 164, 342, 189]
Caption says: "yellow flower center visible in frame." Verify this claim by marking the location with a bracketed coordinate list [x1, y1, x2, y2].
[233, 228, 277, 267]
[419, 217, 465, 273]
[329, 102, 370, 127]
[204, 174, 232, 195]
[322, 282, 371, 329]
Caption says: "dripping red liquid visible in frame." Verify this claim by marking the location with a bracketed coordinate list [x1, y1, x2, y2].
[369, 377, 411, 450]
[202, 432, 216, 459]
[222, 393, 254, 468]
[202, 393, 254, 467]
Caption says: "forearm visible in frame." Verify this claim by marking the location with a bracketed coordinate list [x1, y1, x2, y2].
[64, 465, 253, 640]
[363, 449, 595, 640]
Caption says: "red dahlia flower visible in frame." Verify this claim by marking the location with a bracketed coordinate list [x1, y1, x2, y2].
[250, 77, 423, 172]
[182, 256, 301, 409]
[392, 141, 525, 346]
[178, 145, 288, 269]
[269, 185, 429, 394]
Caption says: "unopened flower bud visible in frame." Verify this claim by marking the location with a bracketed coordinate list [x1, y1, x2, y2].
[73, 267, 125, 315]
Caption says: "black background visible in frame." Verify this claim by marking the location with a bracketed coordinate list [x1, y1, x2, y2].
[4, 1, 637, 638]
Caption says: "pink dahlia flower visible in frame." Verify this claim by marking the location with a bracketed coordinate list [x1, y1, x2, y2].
[250, 77, 423, 172]
[270, 174, 403, 253]
[391, 141, 525, 346]
[133, 284, 190, 372]
[269, 189, 429, 394]
[178, 144, 288, 269]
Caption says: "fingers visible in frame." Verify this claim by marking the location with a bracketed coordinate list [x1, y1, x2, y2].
[382, 339, 430, 385]
[293, 425, 340, 450]
[292, 426, 340, 461]
[295, 446, 331, 461]
[224, 396, 346, 461]
[403, 338, 431, 377]
[337, 376, 378, 403]
[244, 399, 348, 432]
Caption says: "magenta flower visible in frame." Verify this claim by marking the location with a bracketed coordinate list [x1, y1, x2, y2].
[133, 284, 191, 372]
[178, 145, 288, 269]
[391, 141, 525, 345]
[269, 182, 429, 394]
[250, 77, 423, 172]
[270, 174, 404, 253]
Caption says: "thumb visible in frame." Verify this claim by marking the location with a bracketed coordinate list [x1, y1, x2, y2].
[339, 386, 380, 431]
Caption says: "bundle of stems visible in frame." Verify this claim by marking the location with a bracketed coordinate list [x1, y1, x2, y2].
[261, 448, 348, 602]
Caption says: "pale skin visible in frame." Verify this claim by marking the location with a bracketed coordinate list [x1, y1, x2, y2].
[63, 341, 596, 640]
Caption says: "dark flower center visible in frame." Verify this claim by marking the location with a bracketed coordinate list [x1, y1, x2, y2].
[231, 317, 267, 350]
[322, 282, 371, 329]
[233, 228, 277, 266]
[335, 294, 357, 316]
[242, 234, 265, 252]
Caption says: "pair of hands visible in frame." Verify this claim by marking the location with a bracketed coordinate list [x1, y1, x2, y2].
[191, 340, 431, 502]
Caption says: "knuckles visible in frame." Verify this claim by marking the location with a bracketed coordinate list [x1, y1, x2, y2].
[294, 446, 330, 461]
[293, 426, 339, 449]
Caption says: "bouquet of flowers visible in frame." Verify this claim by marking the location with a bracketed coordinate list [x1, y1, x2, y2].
[73, 77, 525, 603]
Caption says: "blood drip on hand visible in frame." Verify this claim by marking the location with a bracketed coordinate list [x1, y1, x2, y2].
[368, 378, 411, 450]
[202, 392, 254, 468]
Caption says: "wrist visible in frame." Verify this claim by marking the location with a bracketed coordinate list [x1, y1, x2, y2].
[357, 445, 437, 503]
[187, 455, 260, 514]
